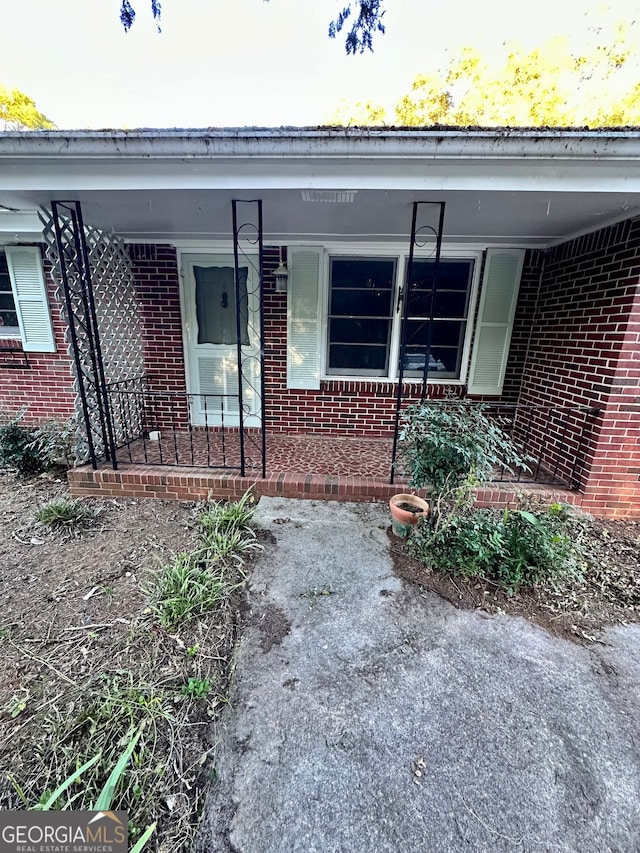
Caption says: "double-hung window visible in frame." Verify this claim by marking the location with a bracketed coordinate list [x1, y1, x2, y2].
[325, 253, 476, 381]
[0, 252, 20, 335]
[0, 247, 56, 352]
[327, 257, 396, 376]
[286, 246, 524, 395]
[402, 258, 474, 380]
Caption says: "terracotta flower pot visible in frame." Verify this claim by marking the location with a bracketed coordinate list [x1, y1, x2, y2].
[389, 493, 430, 538]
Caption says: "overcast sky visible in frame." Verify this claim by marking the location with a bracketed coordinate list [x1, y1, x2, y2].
[2, 0, 639, 129]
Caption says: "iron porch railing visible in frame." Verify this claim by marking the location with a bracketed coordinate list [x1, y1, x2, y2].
[393, 401, 600, 490]
[105, 378, 260, 472]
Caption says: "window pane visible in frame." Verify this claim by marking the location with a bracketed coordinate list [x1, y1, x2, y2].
[0, 254, 18, 331]
[430, 345, 464, 376]
[330, 288, 392, 316]
[331, 258, 395, 290]
[329, 343, 388, 372]
[330, 318, 389, 345]
[433, 290, 468, 318]
[410, 259, 473, 291]
[194, 265, 249, 346]
[431, 320, 466, 347]
[0, 310, 18, 329]
[327, 257, 395, 376]
[405, 319, 466, 347]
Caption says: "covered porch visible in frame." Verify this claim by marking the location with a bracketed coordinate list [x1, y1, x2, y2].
[1, 129, 639, 516]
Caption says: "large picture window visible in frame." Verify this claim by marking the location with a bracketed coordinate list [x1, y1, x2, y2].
[325, 254, 475, 381]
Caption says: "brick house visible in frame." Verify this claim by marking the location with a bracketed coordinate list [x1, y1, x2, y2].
[0, 128, 638, 516]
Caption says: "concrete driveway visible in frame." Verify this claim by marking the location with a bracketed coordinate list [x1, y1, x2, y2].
[197, 498, 640, 853]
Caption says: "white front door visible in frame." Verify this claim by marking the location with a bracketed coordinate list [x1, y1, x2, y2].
[182, 253, 261, 427]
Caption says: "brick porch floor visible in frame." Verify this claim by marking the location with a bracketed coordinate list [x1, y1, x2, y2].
[68, 431, 583, 511]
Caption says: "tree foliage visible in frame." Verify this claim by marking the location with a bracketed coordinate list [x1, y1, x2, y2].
[327, 1, 386, 54]
[119, 0, 387, 53]
[0, 86, 55, 131]
[332, 19, 640, 127]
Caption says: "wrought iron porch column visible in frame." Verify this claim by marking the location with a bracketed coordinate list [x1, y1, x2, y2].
[51, 200, 118, 470]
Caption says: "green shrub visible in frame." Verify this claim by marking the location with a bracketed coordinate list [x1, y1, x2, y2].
[0, 412, 75, 475]
[397, 400, 532, 500]
[0, 417, 45, 475]
[409, 505, 576, 595]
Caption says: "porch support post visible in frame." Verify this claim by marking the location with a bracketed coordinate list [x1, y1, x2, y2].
[390, 201, 446, 484]
[51, 200, 118, 470]
[232, 199, 266, 479]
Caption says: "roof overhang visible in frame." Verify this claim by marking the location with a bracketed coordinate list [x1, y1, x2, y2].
[1, 127, 640, 247]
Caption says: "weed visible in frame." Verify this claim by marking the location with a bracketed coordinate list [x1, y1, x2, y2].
[181, 677, 211, 700]
[150, 552, 227, 630]
[3, 690, 29, 719]
[186, 643, 200, 657]
[36, 498, 97, 529]
[200, 525, 262, 565]
[9, 674, 170, 846]
[150, 492, 262, 631]
[198, 489, 256, 534]
[12, 727, 156, 852]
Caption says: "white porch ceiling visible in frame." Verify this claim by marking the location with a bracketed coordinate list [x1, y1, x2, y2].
[1, 187, 638, 248]
[1, 128, 640, 248]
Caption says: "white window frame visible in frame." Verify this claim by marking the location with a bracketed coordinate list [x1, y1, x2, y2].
[320, 243, 483, 384]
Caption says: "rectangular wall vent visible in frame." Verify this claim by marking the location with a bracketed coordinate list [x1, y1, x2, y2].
[300, 190, 357, 204]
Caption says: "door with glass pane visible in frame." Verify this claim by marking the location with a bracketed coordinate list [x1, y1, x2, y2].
[182, 253, 261, 426]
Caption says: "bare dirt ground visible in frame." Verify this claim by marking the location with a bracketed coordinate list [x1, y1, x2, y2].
[0, 469, 247, 850]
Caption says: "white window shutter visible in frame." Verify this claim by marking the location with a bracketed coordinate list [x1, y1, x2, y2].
[467, 249, 524, 396]
[4, 247, 56, 353]
[287, 248, 322, 390]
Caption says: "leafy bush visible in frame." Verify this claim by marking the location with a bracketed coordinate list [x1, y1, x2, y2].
[408, 504, 577, 594]
[397, 400, 532, 500]
[0, 411, 75, 475]
[0, 417, 46, 475]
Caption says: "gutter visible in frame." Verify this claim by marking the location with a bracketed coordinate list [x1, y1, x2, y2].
[1, 128, 640, 162]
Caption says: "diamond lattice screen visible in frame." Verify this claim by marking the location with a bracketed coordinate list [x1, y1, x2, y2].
[40, 209, 145, 463]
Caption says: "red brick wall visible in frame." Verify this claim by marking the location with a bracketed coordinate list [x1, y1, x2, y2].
[0, 249, 75, 424]
[518, 218, 640, 515]
[123, 244, 547, 437]
[127, 244, 188, 431]
[499, 250, 542, 403]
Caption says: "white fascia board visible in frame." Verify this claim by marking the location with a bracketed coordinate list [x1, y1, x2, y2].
[2, 157, 640, 195]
